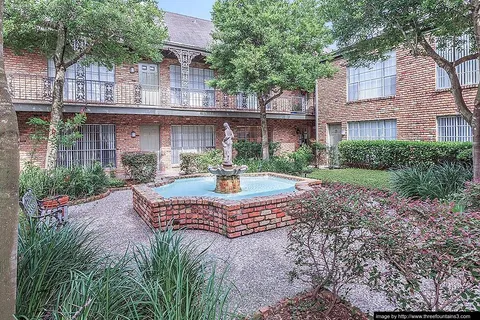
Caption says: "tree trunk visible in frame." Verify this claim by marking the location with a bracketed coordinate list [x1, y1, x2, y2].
[472, 2, 480, 181]
[45, 67, 65, 170]
[0, 0, 20, 315]
[473, 84, 480, 181]
[259, 97, 269, 160]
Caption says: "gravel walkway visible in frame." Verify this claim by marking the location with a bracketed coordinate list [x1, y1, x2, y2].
[69, 190, 392, 315]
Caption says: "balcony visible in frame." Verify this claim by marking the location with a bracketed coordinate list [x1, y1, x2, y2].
[8, 74, 313, 115]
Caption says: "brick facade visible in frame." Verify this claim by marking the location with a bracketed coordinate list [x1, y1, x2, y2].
[316, 49, 477, 144]
[7, 48, 314, 170]
[18, 111, 314, 170]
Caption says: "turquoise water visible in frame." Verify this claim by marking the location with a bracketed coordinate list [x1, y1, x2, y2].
[153, 176, 297, 200]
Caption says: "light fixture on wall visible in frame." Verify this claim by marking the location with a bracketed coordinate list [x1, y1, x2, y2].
[129, 66, 135, 73]
[131, 131, 137, 138]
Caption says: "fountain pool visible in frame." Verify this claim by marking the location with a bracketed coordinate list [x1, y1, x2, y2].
[132, 173, 322, 238]
[153, 176, 296, 200]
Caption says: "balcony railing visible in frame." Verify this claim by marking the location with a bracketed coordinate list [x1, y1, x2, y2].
[7, 74, 313, 114]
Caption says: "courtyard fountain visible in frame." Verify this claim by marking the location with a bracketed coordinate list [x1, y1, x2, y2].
[132, 122, 322, 238]
[207, 122, 248, 193]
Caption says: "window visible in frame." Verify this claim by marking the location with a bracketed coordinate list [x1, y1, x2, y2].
[236, 93, 258, 110]
[437, 115, 472, 142]
[57, 124, 116, 168]
[236, 126, 261, 142]
[348, 119, 397, 140]
[171, 125, 215, 164]
[347, 52, 396, 101]
[170, 65, 215, 107]
[48, 59, 115, 102]
[436, 35, 479, 89]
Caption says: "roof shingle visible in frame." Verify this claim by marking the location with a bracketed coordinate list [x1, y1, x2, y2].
[164, 12, 214, 50]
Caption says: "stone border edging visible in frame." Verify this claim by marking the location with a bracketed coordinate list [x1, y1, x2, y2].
[68, 186, 131, 206]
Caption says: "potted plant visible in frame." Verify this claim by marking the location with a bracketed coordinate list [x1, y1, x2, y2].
[40, 170, 70, 209]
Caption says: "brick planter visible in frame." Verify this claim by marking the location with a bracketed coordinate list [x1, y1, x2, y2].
[132, 173, 321, 238]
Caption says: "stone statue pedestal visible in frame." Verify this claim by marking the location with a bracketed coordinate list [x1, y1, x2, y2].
[209, 122, 248, 194]
[215, 175, 241, 193]
[208, 164, 248, 194]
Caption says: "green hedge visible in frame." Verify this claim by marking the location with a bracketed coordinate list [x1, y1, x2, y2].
[121, 152, 157, 182]
[180, 149, 223, 174]
[338, 140, 472, 169]
[234, 145, 314, 175]
[233, 141, 280, 160]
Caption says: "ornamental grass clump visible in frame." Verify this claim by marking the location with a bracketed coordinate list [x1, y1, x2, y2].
[16, 219, 102, 318]
[390, 162, 472, 200]
[16, 220, 233, 319]
[132, 228, 232, 319]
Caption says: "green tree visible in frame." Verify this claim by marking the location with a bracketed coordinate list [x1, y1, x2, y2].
[4, 0, 167, 169]
[208, 0, 334, 160]
[0, 0, 19, 316]
[325, 0, 480, 180]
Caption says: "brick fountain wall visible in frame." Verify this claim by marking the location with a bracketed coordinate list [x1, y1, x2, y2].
[132, 173, 321, 238]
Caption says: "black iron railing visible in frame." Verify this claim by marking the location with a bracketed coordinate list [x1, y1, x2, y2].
[8, 73, 312, 114]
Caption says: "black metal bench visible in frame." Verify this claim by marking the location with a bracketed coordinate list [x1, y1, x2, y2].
[19, 189, 68, 225]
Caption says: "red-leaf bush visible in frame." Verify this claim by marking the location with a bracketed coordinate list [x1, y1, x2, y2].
[287, 182, 480, 312]
[286, 183, 389, 315]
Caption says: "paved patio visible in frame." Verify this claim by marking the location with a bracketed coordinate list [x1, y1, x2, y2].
[69, 189, 391, 315]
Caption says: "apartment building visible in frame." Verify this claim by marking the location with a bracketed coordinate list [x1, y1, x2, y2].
[317, 36, 476, 149]
[8, 12, 315, 170]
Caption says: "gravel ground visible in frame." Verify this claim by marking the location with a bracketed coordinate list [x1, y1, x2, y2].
[69, 189, 392, 315]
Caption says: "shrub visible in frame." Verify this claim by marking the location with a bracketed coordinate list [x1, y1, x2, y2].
[180, 149, 224, 174]
[107, 177, 126, 188]
[197, 149, 223, 172]
[339, 140, 472, 169]
[390, 163, 472, 200]
[287, 183, 480, 312]
[288, 145, 313, 173]
[364, 197, 480, 311]
[233, 140, 280, 160]
[180, 153, 200, 174]
[19, 162, 109, 199]
[235, 147, 313, 175]
[311, 141, 326, 167]
[121, 151, 157, 183]
[287, 184, 383, 316]
[455, 181, 480, 212]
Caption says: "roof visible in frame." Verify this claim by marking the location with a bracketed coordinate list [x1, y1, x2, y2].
[164, 12, 214, 50]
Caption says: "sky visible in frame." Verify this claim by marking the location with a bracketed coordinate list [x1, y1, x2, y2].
[158, 0, 216, 20]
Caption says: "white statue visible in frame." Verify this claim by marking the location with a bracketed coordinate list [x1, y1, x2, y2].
[222, 122, 234, 165]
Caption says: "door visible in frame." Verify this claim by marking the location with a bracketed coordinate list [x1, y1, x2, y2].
[139, 63, 160, 105]
[327, 123, 342, 167]
[140, 125, 160, 170]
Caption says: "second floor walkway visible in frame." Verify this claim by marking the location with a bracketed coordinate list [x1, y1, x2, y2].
[9, 73, 313, 116]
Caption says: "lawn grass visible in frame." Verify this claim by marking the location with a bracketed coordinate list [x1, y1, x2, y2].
[307, 168, 391, 191]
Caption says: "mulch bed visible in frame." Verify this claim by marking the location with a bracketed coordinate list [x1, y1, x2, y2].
[248, 289, 368, 320]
